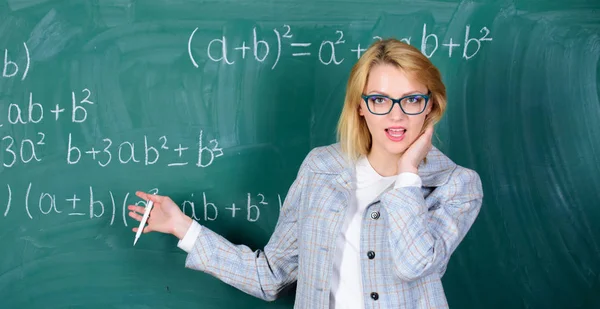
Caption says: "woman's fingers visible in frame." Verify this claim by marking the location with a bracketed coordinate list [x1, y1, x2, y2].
[130, 191, 171, 235]
[135, 191, 149, 200]
[416, 125, 434, 144]
[425, 124, 434, 136]
[132, 226, 153, 234]
[413, 125, 434, 152]
[128, 205, 146, 214]
[129, 211, 143, 222]
[135, 191, 162, 203]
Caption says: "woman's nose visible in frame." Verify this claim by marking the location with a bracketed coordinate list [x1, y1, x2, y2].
[388, 103, 406, 120]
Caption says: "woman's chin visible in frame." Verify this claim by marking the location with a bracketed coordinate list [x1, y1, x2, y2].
[383, 143, 409, 157]
[373, 135, 412, 157]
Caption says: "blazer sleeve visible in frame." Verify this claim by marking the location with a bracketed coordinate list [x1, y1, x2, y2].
[380, 166, 484, 282]
[182, 154, 311, 301]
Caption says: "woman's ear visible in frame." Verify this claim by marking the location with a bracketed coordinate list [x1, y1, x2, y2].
[358, 105, 365, 116]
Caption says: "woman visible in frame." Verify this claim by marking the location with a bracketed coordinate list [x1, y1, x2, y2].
[128, 38, 483, 309]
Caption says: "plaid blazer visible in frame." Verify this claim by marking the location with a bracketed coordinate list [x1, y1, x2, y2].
[184, 143, 484, 308]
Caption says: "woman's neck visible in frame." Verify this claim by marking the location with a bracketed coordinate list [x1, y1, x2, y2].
[366, 147, 402, 177]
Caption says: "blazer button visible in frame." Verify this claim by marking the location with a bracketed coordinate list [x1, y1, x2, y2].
[370, 211, 380, 220]
[370, 292, 379, 300]
[367, 251, 375, 259]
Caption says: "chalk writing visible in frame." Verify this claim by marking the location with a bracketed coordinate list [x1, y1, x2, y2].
[2, 42, 30, 81]
[66, 131, 223, 168]
[1, 132, 45, 167]
[0, 183, 284, 224]
[188, 24, 494, 69]
[0, 89, 94, 127]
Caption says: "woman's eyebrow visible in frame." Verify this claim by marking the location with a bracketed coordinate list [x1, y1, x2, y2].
[401, 90, 427, 96]
[365, 90, 390, 96]
[365, 90, 426, 97]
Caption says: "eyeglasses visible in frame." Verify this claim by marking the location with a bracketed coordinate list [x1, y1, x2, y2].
[361, 92, 431, 115]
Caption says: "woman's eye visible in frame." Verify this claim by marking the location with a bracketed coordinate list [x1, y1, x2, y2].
[372, 97, 386, 104]
[406, 96, 422, 104]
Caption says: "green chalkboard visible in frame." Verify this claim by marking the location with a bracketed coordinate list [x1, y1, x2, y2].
[1, 0, 599, 308]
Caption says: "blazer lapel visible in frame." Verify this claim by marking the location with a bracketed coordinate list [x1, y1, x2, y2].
[418, 146, 457, 187]
[333, 167, 354, 199]
[307, 143, 456, 209]
[365, 146, 458, 206]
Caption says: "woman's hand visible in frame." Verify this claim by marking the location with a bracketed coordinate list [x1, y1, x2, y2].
[397, 125, 434, 174]
[128, 191, 193, 240]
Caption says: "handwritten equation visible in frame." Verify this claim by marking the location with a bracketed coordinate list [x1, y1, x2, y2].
[1, 89, 95, 126]
[0, 87, 224, 168]
[1, 184, 283, 224]
[66, 131, 223, 168]
[188, 24, 493, 69]
[0, 34, 296, 229]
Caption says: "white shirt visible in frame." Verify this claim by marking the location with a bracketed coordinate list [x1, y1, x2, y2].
[329, 156, 421, 309]
[177, 157, 422, 309]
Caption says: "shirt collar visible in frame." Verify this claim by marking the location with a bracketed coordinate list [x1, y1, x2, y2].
[306, 143, 457, 188]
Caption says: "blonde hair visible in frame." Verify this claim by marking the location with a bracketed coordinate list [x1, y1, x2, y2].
[336, 38, 447, 161]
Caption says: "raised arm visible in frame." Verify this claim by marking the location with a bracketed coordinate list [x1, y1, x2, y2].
[382, 167, 483, 281]
[180, 159, 311, 301]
